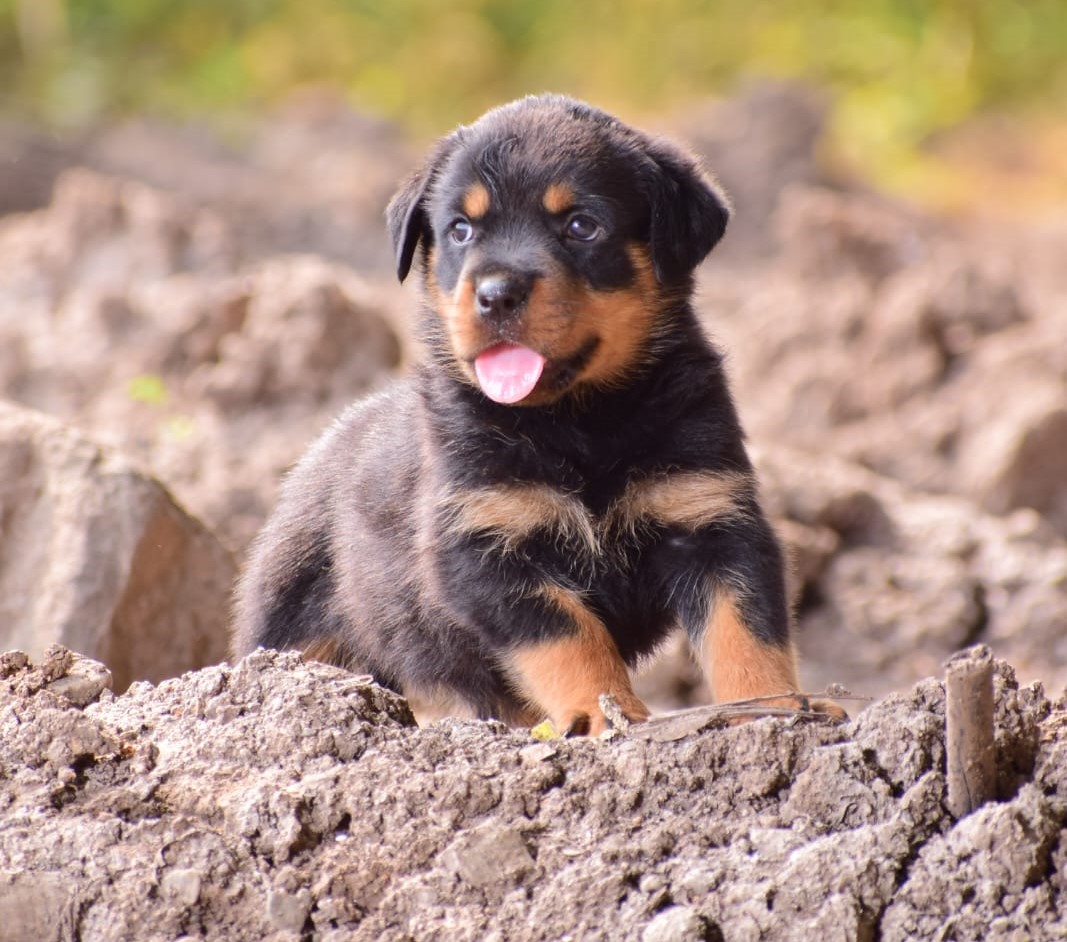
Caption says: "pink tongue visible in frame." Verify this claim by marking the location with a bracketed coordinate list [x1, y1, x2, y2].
[474, 344, 546, 404]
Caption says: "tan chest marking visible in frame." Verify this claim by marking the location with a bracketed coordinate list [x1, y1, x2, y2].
[610, 469, 754, 535]
[440, 470, 754, 555]
[440, 484, 598, 555]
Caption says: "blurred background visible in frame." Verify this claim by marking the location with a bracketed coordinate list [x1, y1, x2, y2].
[1, 1, 1066, 705]
[3, 0, 1067, 210]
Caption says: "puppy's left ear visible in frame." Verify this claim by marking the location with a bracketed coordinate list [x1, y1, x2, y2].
[385, 132, 461, 283]
[643, 138, 730, 284]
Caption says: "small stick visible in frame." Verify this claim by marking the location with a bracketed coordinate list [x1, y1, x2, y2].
[609, 689, 860, 743]
[598, 693, 633, 732]
[640, 688, 869, 723]
[945, 645, 996, 819]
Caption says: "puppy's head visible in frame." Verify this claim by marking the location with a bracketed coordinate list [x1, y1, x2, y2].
[387, 94, 729, 406]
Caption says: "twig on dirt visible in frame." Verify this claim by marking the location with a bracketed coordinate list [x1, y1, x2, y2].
[945, 645, 996, 819]
[621, 689, 862, 743]
[558, 687, 866, 743]
[652, 688, 868, 720]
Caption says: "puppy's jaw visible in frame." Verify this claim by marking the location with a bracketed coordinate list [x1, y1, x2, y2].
[435, 244, 663, 406]
[570, 246, 663, 392]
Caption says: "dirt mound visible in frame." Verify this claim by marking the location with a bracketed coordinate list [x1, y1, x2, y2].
[761, 447, 1067, 701]
[2, 646, 1064, 941]
[0, 168, 404, 552]
[0, 90, 412, 272]
[706, 184, 1067, 536]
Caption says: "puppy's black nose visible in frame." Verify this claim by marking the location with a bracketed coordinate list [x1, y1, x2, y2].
[474, 274, 531, 320]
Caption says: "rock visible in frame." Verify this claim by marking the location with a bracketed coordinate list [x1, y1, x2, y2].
[959, 382, 1067, 525]
[642, 905, 716, 942]
[160, 869, 202, 908]
[40, 646, 113, 707]
[266, 889, 311, 933]
[442, 824, 536, 889]
[0, 402, 234, 689]
[0, 871, 77, 942]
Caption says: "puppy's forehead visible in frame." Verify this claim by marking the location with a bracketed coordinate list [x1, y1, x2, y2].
[438, 102, 642, 206]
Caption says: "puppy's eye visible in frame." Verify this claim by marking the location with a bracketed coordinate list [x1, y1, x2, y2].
[565, 214, 600, 242]
[449, 219, 474, 245]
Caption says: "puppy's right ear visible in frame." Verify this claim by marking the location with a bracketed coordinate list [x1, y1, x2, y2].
[385, 132, 461, 283]
[385, 170, 431, 284]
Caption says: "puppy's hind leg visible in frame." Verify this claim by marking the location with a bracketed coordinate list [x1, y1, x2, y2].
[232, 521, 349, 665]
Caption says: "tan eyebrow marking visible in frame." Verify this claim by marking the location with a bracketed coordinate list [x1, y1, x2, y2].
[542, 182, 575, 215]
[462, 182, 491, 219]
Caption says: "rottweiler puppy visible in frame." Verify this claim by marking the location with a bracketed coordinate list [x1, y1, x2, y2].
[233, 94, 814, 735]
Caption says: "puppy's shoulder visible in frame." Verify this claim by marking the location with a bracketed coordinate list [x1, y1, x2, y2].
[283, 383, 417, 483]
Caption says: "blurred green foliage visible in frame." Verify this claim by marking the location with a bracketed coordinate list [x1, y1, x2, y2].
[2, 0, 1065, 192]
[126, 373, 168, 406]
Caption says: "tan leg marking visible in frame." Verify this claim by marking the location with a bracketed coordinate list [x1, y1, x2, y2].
[702, 589, 799, 705]
[506, 584, 649, 735]
[301, 636, 345, 667]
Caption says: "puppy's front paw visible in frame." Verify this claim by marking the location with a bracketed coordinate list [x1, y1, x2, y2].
[805, 697, 850, 723]
[560, 692, 650, 737]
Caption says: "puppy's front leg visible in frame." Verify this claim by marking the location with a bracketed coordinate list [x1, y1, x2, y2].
[504, 584, 649, 736]
[668, 519, 847, 720]
[666, 514, 802, 707]
[697, 585, 800, 705]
